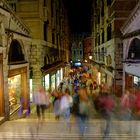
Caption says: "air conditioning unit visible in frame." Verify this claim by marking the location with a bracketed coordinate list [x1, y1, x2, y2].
[43, 7, 48, 21]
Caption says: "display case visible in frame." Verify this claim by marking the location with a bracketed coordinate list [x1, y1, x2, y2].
[8, 74, 21, 113]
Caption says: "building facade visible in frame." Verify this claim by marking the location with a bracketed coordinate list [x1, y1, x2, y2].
[83, 37, 93, 63]
[71, 33, 91, 67]
[0, 0, 31, 121]
[91, 0, 137, 95]
[71, 34, 83, 67]
[121, 1, 140, 93]
[7, 0, 70, 96]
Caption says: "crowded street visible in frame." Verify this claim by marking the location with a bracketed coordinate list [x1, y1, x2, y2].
[0, 0, 140, 140]
[0, 66, 140, 140]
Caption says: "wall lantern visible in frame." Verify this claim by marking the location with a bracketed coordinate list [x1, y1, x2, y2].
[88, 51, 93, 60]
[89, 55, 93, 60]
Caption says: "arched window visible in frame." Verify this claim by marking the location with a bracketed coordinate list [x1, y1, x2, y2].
[8, 39, 25, 64]
[128, 38, 140, 59]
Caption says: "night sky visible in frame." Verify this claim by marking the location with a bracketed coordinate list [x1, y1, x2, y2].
[65, 0, 93, 34]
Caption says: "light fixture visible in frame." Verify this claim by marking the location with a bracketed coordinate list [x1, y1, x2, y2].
[88, 50, 93, 60]
[89, 55, 93, 60]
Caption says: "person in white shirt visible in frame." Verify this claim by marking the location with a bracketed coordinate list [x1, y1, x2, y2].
[60, 88, 73, 131]
[33, 86, 48, 120]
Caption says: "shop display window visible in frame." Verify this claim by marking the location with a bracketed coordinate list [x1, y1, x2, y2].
[51, 74, 55, 91]
[134, 76, 140, 87]
[8, 74, 21, 113]
[45, 74, 50, 91]
[56, 70, 60, 87]
[60, 68, 63, 81]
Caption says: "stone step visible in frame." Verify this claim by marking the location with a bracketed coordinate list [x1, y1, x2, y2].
[0, 132, 139, 140]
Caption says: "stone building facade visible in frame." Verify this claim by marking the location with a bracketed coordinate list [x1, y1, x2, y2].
[7, 0, 70, 94]
[0, 0, 31, 121]
[91, 0, 137, 95]
[70, 33, 90, 67]
[83, 37, 93, 62]
[121, 1, 140, 93]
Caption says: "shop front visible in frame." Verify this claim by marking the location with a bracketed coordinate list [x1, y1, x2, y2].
[42, 69, 63, 92]
[7, 39, 30, 117]
[43, 69, 63, 92]
[125, 73, 140, 90]
[124, 63, 140, 90]
[8, 67, 28, 116]
[41, 62, 64, 91]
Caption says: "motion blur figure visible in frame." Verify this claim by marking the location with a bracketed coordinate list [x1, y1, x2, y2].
[97, 84, 114, 140]
[52, 89, 61, 120]
[33, 85, 48, 120]
[77, 87, 89, 138]
[60, 88, 73, 132]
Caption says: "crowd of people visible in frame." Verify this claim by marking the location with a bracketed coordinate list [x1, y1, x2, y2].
[32, 68, 140, 139]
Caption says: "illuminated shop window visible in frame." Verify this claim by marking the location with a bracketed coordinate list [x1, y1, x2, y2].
[60, 68, 63, 81]
[45, 74, 50, 91]
[134, 76, 140, 86]
[56, 70, 60, 87]
[8, 74, 21, 114]
[51, 74, 55, 90]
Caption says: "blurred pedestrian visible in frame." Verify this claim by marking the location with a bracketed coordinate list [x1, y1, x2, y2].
[133, 87, 140, 119]
[119, 88, 135, 135]
[92, 81, 99, 100]
[52, 89, 61, 120]
[98, 84, 114, 139]
[120, 89, 133, 120]
[33, 85, 48, 120]
[60, 88, 73, 131]
[77, 87, 89, 137]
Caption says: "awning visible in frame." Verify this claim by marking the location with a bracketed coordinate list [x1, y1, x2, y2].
[125, 63, 140, 77]
[41, 61, 64, 74]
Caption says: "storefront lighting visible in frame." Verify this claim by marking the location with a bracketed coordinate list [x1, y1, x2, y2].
[89, 55, 93, 60]
[98, 72, 101, 85]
